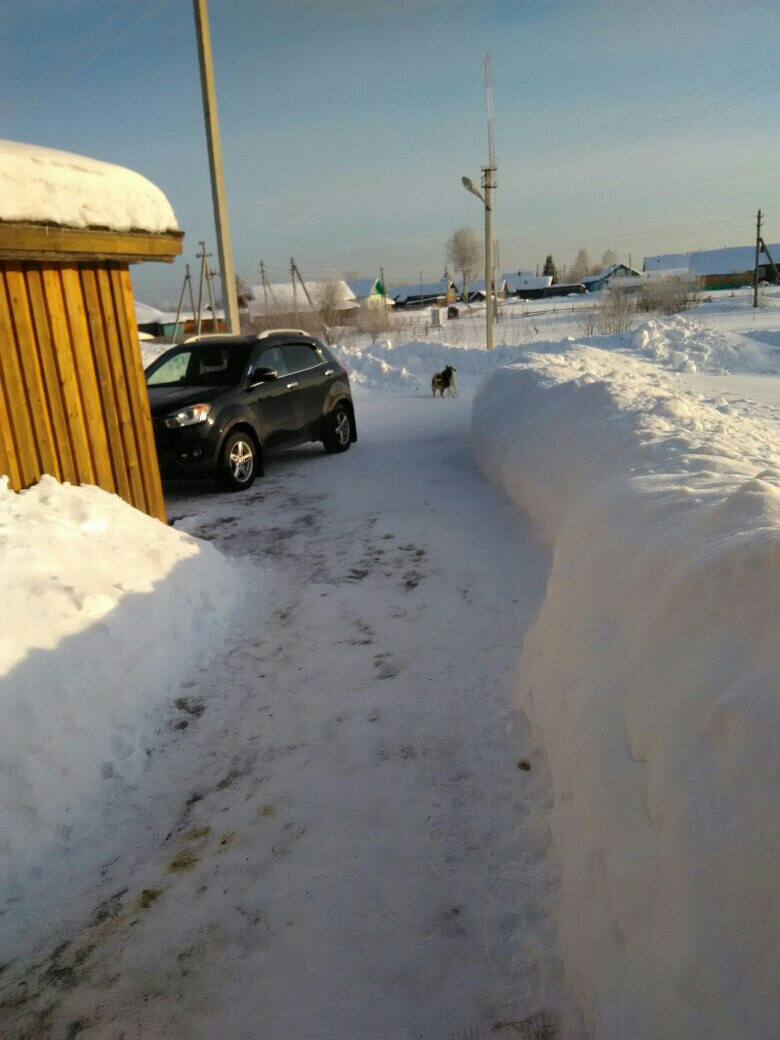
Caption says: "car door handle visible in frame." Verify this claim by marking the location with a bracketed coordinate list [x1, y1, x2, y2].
[286, 381, 298, 389]
[324, 368, 334, 375]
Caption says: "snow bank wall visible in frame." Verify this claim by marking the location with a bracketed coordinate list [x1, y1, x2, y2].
[0, 478, 238, 885]
[471, 355, 779, 1040]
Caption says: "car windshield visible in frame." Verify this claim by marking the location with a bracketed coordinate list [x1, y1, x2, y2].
[146, 342, 253, 388]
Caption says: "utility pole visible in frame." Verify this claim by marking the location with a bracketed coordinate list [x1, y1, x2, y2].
[196, 241, 208, 335]
[290, 257, 297, 314]
[484, 54, 497, 342]
[754, 209, 762, 309]
[193, 0, 239, 332]
[380, 265, 388, 326]
[259, 260, 269, 312]
[206, 263, 218, 332]
[172, 263, 196, 344]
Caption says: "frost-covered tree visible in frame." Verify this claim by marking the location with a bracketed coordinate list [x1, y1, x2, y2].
[446, 228, 482, 301]
[235, 275, 253, 309]
[601, 248, 618, 269]
[569, 248, 591, 283]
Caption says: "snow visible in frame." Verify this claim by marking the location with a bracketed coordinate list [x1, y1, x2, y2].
[0, 140, 179, 234]
[0, 476, 239, 886]
[1, 289, 777, 1038]
[471, 347, 779, 1039]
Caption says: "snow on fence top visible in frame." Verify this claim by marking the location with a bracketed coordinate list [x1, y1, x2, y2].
[0, 140, 178, 235]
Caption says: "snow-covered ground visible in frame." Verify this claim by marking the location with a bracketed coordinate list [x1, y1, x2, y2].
[2, 288, 778, 1039]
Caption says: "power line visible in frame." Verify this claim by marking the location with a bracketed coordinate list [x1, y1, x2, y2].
[504, 73, 780, 181]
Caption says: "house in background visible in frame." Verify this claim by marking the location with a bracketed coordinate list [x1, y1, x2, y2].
[346, 276, 394, 308]
[248, 279, 358, 320]
[643, 244, 780, 290]
[502, 273, 553, 298]
[134, 301, 224, 341]
[388, 278, 456, 308]
[581, 263, 644, 293]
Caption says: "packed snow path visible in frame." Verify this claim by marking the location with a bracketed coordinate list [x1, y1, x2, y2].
[1, 391, 583, 1039]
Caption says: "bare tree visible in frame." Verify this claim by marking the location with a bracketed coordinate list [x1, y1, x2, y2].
[569, 248, 591, 283]
[638, 276, 700, 315]
[315, 278, 347, 337]
[578, 287, 636, 336]
[446, 228, 482, 302]
[235, 275, 253, 309]
[601, 248, 618, 269]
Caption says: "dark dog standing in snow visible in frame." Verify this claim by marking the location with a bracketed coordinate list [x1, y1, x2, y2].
[431, 365, 458, 398]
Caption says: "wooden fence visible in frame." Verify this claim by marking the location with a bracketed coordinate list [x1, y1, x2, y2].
[0, 258, 169, 521]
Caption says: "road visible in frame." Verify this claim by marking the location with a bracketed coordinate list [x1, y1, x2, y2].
[1, 390, 583, 1039]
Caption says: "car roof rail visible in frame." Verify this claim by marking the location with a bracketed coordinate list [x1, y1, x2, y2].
[255, 328, 311, 339]
[183, 333, 244, 344]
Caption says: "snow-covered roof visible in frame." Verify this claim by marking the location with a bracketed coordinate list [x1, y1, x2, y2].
[688, 244, 780, 276]
[134, 300, 224, 326]
[0, 140, 179, 234]
[389, 279, 452, 302]
[502, 274, 553, 292]
[581, 264, 643, 286]
[248, 280, 357, 314]
[346, 277, 381, 298]
[644, 246, 780, 277]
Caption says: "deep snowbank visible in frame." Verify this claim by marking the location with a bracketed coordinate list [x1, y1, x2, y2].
[0, 477, 238, 884]
[471, 349, 779, 1040]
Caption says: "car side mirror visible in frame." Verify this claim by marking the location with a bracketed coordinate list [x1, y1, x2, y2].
[247, 366, 277, 387]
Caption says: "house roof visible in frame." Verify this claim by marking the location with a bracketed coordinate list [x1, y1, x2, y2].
[388, 279, 453, 302]
[501, 273, 553, 292]
[0, 139, 179, 234]
[248, 279, 357, 313]
[346, 277, 380, 298]
[581, 264, 643, 285]
[644, 245, 780, 277]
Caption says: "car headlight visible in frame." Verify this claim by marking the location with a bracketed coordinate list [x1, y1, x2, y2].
[164, 403, 211, 428]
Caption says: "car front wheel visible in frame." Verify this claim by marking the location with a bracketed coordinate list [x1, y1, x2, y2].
[216, 431, 258, 490]
[323, 404, 352, 453]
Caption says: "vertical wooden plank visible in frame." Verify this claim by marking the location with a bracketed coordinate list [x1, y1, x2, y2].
[40, 267, 95, 486]
[4, 264, 61, 480]
[0, 271, 40, 486]
[59, 265, 115, 492]
[24, 265, 78, 483]
[0, 343, 22, 489]
[94, 267, 146, 510]
[110, 264, 166, 522]
[79, 265, 132, 503]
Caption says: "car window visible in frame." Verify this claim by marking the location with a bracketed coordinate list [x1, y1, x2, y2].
[283, 343, 321, 374]
[256, 345, 288, 376]
[146, 350, 188, 385]
[147, 342, 252, 387]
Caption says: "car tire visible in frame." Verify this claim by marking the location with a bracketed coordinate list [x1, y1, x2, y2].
[323, 403, 352, 453]
[215, 430, 258, 491]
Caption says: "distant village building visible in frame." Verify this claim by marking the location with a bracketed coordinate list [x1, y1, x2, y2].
[346, 277, 394, 307]
[248, 279, 358, 320]
[134, 301, 224, 341]
[388, 278, 456, 308]
[501, 273, 554, 298]
[580, 263, 644, 293]
[643, 244, 780, 290]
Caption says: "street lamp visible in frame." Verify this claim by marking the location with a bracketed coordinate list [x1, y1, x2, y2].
[461, 173, 494, 350]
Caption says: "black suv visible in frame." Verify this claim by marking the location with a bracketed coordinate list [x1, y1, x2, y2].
[145, 330, 356, 490]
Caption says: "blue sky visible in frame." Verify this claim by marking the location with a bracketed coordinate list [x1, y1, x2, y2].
[2, 0, 778, 303]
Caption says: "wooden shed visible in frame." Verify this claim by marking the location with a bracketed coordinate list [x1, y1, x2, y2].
[0, 141, 183, 522]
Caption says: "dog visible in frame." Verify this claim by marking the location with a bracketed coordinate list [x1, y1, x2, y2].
[431, 365, 458, 398]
